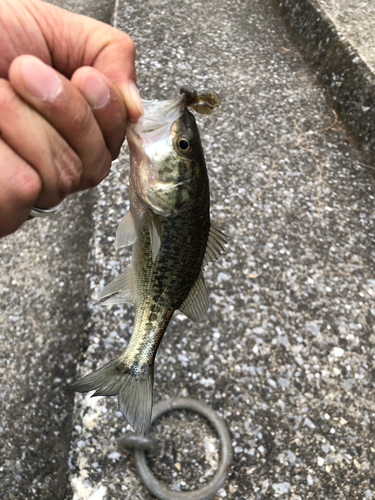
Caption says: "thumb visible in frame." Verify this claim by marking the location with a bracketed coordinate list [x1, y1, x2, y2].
[90, 33, 144, 120]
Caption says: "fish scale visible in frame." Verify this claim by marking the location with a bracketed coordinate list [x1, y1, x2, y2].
[128, 193, 209, 363]
[71, 88, 226, 434]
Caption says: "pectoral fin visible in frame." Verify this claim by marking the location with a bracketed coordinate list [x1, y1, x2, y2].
[179, 271, 209, 322]
[97, 266, 135, 305]
[115, 210, 137, 250]
[149, 218, 162, 262]
[203, 225, 228, 267]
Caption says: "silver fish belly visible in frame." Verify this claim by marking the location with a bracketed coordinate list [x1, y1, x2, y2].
[71, 89, 227, 434]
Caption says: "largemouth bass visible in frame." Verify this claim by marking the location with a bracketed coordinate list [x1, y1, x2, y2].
[71, 87, 226, 434]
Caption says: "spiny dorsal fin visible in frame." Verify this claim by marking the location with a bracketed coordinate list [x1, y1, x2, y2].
[203, 225, 228, 267]
[97, 266, 135, 305]
[149, 218, 162, 262]
[115, 210, 137, 250]
[179, 271, 209, 322]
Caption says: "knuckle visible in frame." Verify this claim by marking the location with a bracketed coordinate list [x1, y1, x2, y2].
[0, 78, 11, 94]
[68, 102, 93, 134]
[115, 31, 136, 54]
[56, 149, 83, 195]
[85, 151, 112, 188]
[0, 79, 16, 109]
[13, 168, 42, 207]
[0, 78, 8, 98]
[106, 126, 126, 161]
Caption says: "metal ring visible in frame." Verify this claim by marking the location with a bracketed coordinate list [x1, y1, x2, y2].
[133, 397, 233, 500]
[30, 201, 64, 218]
[117, 433, 159, 456]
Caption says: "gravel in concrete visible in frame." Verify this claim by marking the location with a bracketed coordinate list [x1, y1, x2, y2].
[0, 191, 94, 500]
[68, 0, 375, 499]
[319, 0, 375, 70]
[272, 0, 375, 165]
[0, 1, 114, 499]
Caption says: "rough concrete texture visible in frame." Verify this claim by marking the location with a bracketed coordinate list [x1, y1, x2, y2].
[319, 0, 375, 71]
[0, 192, 94, 500]
[68, 1, 375, 499]
[0, 2, 114, 500]
[272, 0, 375, 165]
[47, 0, 116, 22]
[1, 0, 375, 499]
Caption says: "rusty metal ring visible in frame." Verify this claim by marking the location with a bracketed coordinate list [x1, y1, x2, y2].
[133, 397, 232, 500]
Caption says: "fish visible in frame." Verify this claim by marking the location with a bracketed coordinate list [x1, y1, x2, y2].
[70, 86, 226, 434]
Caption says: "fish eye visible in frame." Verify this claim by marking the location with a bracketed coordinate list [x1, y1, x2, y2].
[179, 139, 190, 151]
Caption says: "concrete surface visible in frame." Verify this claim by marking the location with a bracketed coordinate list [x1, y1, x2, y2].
[0, 2, 114, 500]
[0, 191, 94, 500]
[47, 0, 116, 21]
[319, 0, 375, 71]
[272, 0, 375, 165]
[1, 0, 375, 500]
[68, 1, 375, 499]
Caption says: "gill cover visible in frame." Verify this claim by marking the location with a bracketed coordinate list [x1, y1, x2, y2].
[127, 94, 203, 216]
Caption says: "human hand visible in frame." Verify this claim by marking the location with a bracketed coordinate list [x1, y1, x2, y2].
[0, 0, 143, 237]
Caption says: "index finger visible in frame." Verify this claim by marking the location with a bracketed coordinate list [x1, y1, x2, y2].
[27, 0, 143, 120]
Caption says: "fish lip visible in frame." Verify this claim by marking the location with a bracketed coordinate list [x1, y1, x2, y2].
[141, 94, 185, 116]
[135, 94, 186, 136]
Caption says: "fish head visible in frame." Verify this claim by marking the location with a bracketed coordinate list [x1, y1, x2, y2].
[128, 95, 207, 216]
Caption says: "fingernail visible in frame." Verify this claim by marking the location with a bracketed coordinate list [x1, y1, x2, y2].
[81, 72, 111, 110]
[128, 81, 144, 116]
[21, 57, 62, 100]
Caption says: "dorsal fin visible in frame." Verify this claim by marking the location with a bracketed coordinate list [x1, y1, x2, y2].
[203, 225, 228, 267]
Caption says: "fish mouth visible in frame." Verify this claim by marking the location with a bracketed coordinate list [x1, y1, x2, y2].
[136, 95, 186, 137]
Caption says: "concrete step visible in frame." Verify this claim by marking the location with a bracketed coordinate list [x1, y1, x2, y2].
[273, 0, 375, 165]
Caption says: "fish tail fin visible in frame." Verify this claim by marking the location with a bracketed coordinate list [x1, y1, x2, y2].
[70, 356, 154, 434]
